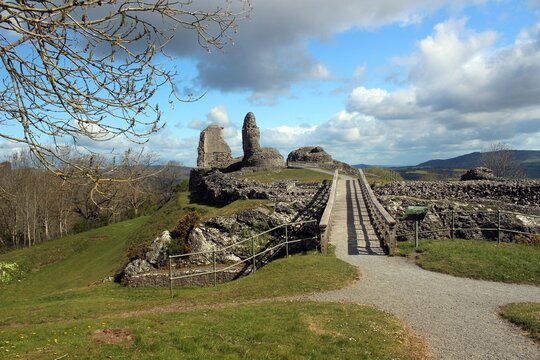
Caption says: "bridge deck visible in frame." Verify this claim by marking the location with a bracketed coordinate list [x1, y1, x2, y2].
[330, 176, 385, 255]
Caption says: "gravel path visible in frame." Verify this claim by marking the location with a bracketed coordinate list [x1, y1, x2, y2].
[307, 174, 540, 359]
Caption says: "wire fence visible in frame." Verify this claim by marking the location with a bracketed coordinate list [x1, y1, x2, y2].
[397, 209, 540, 248]
[167, 219, 319, 298]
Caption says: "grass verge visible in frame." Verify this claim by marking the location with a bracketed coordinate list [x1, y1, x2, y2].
[499, 302, 540, 344]
[0, 301, 430, 360]
[238, 168, 333, 183]
[397, 239, 540, 285]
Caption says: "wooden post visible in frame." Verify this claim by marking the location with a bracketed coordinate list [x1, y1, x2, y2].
[451, 210, 455, 241]
[415, 220, 419, 249]
[497, 210, 501, 244]
[213, 247, 217, 287]
[285, 225, 289, 257]
[168, 256, 173, 300]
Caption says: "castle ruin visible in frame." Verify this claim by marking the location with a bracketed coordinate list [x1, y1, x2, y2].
[196, 112, 284, 170]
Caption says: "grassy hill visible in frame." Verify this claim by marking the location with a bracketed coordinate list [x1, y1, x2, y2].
[0, 171, 430, 358]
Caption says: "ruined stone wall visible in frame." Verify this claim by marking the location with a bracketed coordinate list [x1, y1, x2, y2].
[373, 180, 540, 208]
[189, 168, 329, 205]
[241, 112, 284, 168]
[372, 180, 540, 243]
[196, 125, 234, 168]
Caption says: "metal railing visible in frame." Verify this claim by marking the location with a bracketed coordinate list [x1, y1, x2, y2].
[397, 209, 540, 246]
[319, 169, 339, 254]
[168, 219, 318, 298]
[357, 169, 397, 254]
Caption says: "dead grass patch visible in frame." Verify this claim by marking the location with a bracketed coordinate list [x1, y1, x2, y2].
[304, 315, 343, 337]
[91, 328, 134, 348]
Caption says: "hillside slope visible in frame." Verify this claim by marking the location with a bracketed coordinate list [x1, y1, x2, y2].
[417, 150, 540, 178]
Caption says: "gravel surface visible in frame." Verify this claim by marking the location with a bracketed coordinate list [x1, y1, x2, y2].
[307, 174, 540, 360]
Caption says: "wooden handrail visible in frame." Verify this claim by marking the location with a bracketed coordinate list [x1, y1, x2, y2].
[357, 169, 397, 254]
[319, 169, 339, 254]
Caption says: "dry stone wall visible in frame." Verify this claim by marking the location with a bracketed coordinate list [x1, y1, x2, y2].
[373, 180, 540, 242]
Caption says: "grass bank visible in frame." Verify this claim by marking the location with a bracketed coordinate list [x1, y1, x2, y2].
[499, 302, 540, 344]
[397, 239, 540, 285]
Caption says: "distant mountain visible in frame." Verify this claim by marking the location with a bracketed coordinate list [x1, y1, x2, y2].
[353, 164, 373, 169]
[416, 150, 540, 179]
[354, 150, 540, 179]
[417, 152, 483, 169]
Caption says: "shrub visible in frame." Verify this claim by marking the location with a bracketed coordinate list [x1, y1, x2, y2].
[168, 211, 201, 255]
[0, 262, 21, 284]
[126, 242, 151, 261]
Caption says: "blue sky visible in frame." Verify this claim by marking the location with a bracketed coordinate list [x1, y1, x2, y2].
[2, 0, 540, 167]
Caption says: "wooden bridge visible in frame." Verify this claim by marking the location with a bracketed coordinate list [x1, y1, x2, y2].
[317, 168, 397, 256]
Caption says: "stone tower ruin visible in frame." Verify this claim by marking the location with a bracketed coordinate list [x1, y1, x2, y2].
[196, 125, 233, 168]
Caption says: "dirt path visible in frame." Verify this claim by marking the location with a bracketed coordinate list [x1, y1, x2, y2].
[305, 174, 540, 359]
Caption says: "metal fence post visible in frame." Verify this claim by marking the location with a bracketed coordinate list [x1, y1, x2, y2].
[415, 220, 419, 249]
[497, 210, 501, 244]
[451, 210, 455, 241]
[168, 256, 173, 300]
[285, 224, 289, 257]
[213, 246, 217, 287]
[252, 237, 256, 271]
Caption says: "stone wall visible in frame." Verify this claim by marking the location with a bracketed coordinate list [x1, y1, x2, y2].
[196, 125, 235, 169]
[189, 168, 329, 204]
[373, 180, 540, 242]
[373, 180, 540, 208]
[125, 266, 251, 288]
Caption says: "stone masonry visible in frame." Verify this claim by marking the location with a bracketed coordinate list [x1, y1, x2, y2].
[196, 125, 234, 168]
[242, 112, 284, 168]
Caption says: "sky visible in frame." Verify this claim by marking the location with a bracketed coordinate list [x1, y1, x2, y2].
[2, 0, 540, 167]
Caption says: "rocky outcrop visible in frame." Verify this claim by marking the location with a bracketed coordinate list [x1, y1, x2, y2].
[287, 146, 333, 164]
[196, 125, 235, 169]
[122, 231, 172, 282]
[241, 112, 284, 168]
[460, 167, 498, 181]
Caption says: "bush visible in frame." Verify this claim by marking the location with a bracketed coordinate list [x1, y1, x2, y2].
[168, 211, 201, 255]
[126, 241, 151, 261]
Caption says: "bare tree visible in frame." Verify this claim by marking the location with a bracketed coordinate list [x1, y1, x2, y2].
[0, 0, 250, 181]
[480, 142, 526, 180]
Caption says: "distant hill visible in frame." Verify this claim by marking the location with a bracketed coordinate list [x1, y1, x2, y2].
[355, 150, 540, 179]
[417, 152, 482, 169]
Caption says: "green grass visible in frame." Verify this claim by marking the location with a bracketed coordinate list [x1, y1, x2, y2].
[364, 167, 403, 185]
[499, 302, 540, 343]
[0, 302, 429, 360]
[237, 168, 332, 183]
[128, 191, 271, 247]
[397, 239, 540, 284]
[0, 193, 429, 359]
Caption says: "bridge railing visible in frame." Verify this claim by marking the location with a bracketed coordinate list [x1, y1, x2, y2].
[357, 169, 397, 254]
[319, 169, 339, 254]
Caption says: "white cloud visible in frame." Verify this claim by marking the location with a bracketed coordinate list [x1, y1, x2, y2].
[166, 0, 488, 101]
[188, 105, 238, 139]
[262, 17, 540, 165]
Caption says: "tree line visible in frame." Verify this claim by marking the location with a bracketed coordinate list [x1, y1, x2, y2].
[0, 149, 187, 251]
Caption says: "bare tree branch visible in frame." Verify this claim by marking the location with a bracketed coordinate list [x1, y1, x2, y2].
[0, 0, 251, 182]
